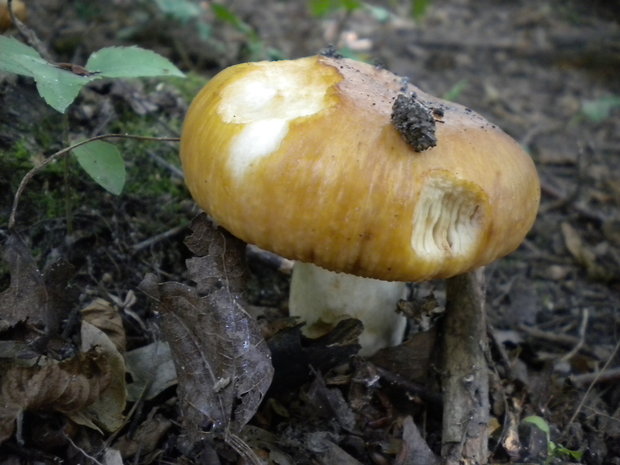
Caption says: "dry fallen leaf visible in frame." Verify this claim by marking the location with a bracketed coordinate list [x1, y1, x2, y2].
[0, 234, 69, 334]
[0, 347, 111, 444]
[395, 416, 440, 465]
[125, 340, 176, 401]
[114, 409, 172, 459]
[561, 222, 609, 280]
[69, 321, 126, 433]
[140, 215, 273, 463]
[81, 298, 126, 353]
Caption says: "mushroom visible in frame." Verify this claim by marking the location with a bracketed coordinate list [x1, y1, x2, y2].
[179, 55, 539, 358]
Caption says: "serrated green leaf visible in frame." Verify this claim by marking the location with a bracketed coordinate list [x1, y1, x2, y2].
[85, 46, 184, 79]
[73, 141, 126, 195]
[25, 58, 95, 113]
[0, 36, 97, 112]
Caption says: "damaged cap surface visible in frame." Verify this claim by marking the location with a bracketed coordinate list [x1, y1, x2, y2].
[180, 55, 540, 281]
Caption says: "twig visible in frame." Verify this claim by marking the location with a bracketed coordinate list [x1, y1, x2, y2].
[374, 364, 443, 407]
[8, 133, 180, 230]
[64, 432, 105, 465]
[519, 324, 583, 348]
[441, 269, 489, 465]
[569, 367, 620, 387]
[131, 224, 188, 253]
[147, 150, 184, 179]
[564, 338, 620, 437]
[558, 308, 589, 363]
[7, 0, 54, 62]
[226, 432, 264, 465]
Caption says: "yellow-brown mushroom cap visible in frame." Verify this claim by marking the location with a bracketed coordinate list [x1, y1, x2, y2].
[180, 55, 540, 281]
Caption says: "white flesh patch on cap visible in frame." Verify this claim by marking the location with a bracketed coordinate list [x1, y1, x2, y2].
[218, 65, 330, 179]
[411, 176, 482, 261]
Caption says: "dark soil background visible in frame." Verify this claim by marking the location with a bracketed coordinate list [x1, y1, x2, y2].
[1, 1, 619, 464]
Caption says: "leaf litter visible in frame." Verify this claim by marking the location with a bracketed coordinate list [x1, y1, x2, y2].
[140, 214, 274, 463]
[0, 234, 126, 445]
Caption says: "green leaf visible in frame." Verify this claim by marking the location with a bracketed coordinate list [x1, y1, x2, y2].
[73, 141, 126, 195]
[309, 0, 362, 17]
[85, 46, 184, 78]
[411, 0, 431, 19]
[553, 444, 584, 460]
[0, 37, 96, 112]
[581, 96, 620, 123]
[364, 4, 391, 22]
[523, 415, 551, 437]
[27, 58, 95, 113]
[0, 36, 40, 77]
[442, 79, 469, 102]
[154, 0, 200, 21]
[211, 4, 253, 36]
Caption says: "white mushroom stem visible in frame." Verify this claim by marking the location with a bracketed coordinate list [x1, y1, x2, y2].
[289, 262, 407, 356]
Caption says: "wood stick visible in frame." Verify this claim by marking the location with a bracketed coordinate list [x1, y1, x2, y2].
[441, 269, 489, 465]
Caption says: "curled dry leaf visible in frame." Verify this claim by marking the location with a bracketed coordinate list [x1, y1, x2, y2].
[140, 214, 273, 460]
[0, 346, 112, 444]
[0, 319, 127, 444]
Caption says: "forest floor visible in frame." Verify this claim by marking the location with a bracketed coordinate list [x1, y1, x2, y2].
[0, 0, 619, 464]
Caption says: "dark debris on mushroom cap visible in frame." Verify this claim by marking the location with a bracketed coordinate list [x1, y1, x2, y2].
[391, 93, 438, 152]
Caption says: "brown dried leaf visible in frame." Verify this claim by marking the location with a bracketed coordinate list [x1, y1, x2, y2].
[395, 416, 440, 465]
[306, 433, 364, 465]
[0, 347, 111, 444]
[81, 298, 126, 353]
[184, 214, 247, 294]
[140, 216, 273, 455]
[125, 341, 176, 401]
[561, 222, 609, 280]
[69, 321, 126, 432]
[0, 234, 74, 337]
[0, 234, 52, 332]
[114, 410, 172, 458]
[268, 319, 361, 395]
[370, 328, 436, 383]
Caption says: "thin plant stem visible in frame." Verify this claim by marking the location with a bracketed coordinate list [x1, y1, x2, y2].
[8, 133, 180, 230]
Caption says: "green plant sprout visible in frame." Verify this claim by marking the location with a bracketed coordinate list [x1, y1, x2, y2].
[580, 96, 620, 124]
[0, 36, 184, 199]
[523, 415, 584, 463]
[442, 79, 469, 102]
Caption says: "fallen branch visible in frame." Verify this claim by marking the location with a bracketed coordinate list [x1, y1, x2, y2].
[441, 270, 489, 465]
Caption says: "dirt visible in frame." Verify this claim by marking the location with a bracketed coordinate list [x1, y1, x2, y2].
[0, 0, 619, 464]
